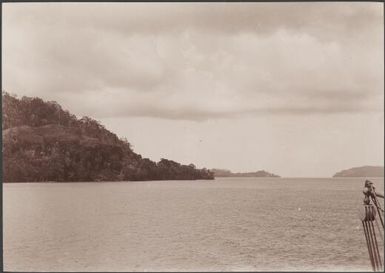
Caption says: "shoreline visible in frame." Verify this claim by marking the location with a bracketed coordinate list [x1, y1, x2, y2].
[3, 176, 384, 184]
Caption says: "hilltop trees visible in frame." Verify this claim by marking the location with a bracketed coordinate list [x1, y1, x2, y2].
[3, 92, 77, 129]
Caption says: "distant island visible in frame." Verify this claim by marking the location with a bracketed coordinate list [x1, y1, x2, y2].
[211, 168, 280, 178]
[333, 166, 384, 178]
[2, 93, 214, 182]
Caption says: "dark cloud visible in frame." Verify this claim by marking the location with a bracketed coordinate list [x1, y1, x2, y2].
[3, 2, 383, 121]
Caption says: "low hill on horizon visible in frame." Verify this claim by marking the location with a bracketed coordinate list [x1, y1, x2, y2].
[211, 168, 280, 178]
[2, 92, 214, 182]
[333, 166, 384, 178]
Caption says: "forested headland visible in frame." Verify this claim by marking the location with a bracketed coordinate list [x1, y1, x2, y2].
[2, 93, 214, 182]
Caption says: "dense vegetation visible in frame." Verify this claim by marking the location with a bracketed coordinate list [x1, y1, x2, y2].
[333, 166, 384, 178]
[211, 168, 280, 177]
[2, 92, 214, 182]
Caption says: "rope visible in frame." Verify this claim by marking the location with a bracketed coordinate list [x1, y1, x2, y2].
[363, 221, 375, 271]
[361, 182, 384, 271]
[362, 205, 384, 272]
[369, 219, 382, 270]
[375, 217, 384, 243]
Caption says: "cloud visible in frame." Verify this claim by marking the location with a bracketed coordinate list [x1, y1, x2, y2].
[4, 3, 381, 37]
[3, 2, 383, 121]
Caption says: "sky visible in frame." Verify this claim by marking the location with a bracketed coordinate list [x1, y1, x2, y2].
[3, 2, 384, 177]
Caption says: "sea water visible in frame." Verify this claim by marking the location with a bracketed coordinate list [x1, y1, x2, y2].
[3, 177, 384, 271]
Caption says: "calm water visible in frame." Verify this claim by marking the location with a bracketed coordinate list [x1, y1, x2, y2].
[3, 177, 384, 272]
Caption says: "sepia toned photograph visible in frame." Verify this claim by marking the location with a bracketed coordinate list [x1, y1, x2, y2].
[2, 2, 384, 272]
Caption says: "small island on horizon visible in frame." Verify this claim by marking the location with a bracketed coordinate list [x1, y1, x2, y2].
[333, 166, 384, 178]
[211, 168, 280, 178]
